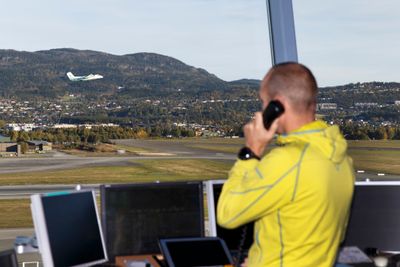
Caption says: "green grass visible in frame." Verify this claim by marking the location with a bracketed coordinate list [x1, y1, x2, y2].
[0, 198, 102, 229]
[1, 139, 400, 228]
[0, 199, 32, 228]
[348, 140, 400, 149]
[349, 149, 400, 175]
[0, 159, 233, 185]
[0, 158, 232, 228]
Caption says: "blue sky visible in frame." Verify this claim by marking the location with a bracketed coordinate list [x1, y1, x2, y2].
[1, 0, 399, 86]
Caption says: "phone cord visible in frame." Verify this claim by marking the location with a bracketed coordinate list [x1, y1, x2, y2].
[235, 225, 247, 267]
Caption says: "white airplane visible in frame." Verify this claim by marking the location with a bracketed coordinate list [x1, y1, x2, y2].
[66, 72, 103, 81]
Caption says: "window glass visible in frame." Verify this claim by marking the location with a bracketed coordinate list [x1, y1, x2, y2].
[293, 0, 400, 180]
[0, 0, 271, 240]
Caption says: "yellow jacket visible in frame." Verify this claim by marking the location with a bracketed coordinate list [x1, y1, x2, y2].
[217, 120, 355, 267]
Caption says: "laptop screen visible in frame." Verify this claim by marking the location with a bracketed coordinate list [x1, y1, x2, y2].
[160, 237, 233, 267]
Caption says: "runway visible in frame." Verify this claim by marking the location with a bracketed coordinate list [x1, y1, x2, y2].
[0, 154, 236, 174]
[0, 140, 399, 198]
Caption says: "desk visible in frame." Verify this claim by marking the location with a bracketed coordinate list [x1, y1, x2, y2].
[115, 255, 162, 267]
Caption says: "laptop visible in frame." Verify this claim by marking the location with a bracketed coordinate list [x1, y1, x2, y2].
[159, 237, 233, 267]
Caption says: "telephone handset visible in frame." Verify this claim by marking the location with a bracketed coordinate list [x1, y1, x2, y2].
[262, 100, 285, 130]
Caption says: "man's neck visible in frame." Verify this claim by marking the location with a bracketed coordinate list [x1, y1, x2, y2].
[284, 114, 315, 133]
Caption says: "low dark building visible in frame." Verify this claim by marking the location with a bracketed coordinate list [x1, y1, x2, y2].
[0, 142, 20, 156]
[27, 140, 52, 152]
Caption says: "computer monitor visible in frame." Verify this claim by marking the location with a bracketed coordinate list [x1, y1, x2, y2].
[0, 249, 18, 267]
[101, 181, 205, 261]
[342, 181, 400, 252]
[159, 237, 233, 267]
[205, 180, 254, 252]
[31, 190, 108, 267]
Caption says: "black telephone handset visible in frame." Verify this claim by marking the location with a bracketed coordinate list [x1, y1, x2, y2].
[262, 100, 285, 130]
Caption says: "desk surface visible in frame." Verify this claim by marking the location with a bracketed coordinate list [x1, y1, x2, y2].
[115, 255, 162, 267]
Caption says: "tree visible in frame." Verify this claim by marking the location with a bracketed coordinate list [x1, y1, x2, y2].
[20, 142, 28, 154]
[17, 131, 30, 142]
[136, 129, 149, 139]
[10, 131, 18, 142]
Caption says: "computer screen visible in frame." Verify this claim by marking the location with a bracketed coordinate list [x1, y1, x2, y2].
[159, 237, 233, 267]
[342, 182, 400, 252]
[31, 190, 108, 267]
[101, 181, 204, 261]
[0, 249, 18, 267]
[205, 180, 254, 252]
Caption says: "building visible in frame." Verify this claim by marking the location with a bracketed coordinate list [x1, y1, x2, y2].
[317, 103, 337, 110]
[27, 140, 52, 152]
[355, 102, 378, 107]
[0, 142, 20, 156]
[52, 124, 77, 129]
[6, 123, 37, 132]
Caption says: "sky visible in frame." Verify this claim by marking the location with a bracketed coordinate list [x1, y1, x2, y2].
[1, 0, 399, 86]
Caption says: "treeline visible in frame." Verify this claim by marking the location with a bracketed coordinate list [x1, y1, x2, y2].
[340, 122, 400, 140]
[2, 125, 196, 145]
[1, 122, 400, 145]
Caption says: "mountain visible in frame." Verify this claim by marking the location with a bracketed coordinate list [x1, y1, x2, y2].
[0, 48, 258, 99]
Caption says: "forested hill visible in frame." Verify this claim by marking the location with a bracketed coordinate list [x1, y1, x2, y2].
[1, 48, 399, 105]
[0, 48, 259, 99]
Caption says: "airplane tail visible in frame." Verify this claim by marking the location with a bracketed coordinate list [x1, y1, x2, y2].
[66, 72, 75, 80]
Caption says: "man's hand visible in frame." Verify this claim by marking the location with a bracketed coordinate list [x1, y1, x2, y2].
[240, 257, 249, 267]
[243, 112, 279, 157]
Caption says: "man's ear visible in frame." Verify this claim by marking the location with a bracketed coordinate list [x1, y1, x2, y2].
[274, 95, 288, 111]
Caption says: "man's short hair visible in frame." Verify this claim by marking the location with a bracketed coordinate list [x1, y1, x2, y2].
[263, 62, 318, 112]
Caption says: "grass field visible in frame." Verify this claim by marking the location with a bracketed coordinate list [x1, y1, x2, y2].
[0, 198, 102, 229]
[0, 159, 232, 185]
[180, 139, 400, 175]
[349, 149, 400, 175]
[0, 199, 32, 228]
[0, 139, 399, 228]
[347, 140, 400, 149]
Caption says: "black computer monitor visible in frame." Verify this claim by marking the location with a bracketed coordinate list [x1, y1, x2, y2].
[31, 190, 108, 267]
[159, 237, 233, 267]
[101, 181, 205, 261]
[205, 180, 254, 252]
[342, 182, 400, 252]
[0, 249, 18, 267]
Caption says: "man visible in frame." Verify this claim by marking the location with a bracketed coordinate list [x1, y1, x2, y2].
[217, 62, 354, 267]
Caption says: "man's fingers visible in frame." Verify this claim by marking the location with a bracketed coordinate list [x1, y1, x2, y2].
[269, 118, 280, 134]
[254, 112, 263, 125]
[241, 257, 249, 267]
